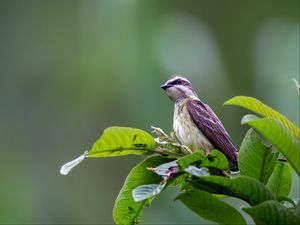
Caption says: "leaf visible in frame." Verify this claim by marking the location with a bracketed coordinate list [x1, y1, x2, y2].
[132, 183, 166, 202]
[243, 200, 300, 225]
[239, 128, 278, 184]
[266, 161, 292, 198]
[87, 127, 156, 158]
[241, 114, 260, 125]
[177, 150, 230, 172]
[190, 176, 275, 206]
[295, 200, 300, 217]
[113, 156, 172, 225]
[224, 96, 300, 139]
[176, 189, 247, 225]
[148, 160, 177, 177]
[184, 166, 210, 177]
[277, 196, 296, 207]
[167, 174, 189, 187]
[59, 151, 87, 175]
[293, 78, 300, 98]
[242, 117, 300, 176]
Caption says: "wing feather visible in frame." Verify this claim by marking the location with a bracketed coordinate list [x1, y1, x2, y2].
[187, 99, 238, 167]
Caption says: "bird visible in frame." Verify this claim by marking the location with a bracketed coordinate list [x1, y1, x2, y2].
[161, 74, 238, 168]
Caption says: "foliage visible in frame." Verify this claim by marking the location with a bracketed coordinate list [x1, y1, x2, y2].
[176, 189, 247, 225]
[238, 128, 278, 184]
[224, 96, 300, 139]
[88, 126, 157, 157]
[190, 175, 275, 206]
[60, 83, 300, 225]
[113, 156, 172, 225]
[243, 200, 300, 225]
[241, 116, 300, 176]
[266, 161, 292, 199]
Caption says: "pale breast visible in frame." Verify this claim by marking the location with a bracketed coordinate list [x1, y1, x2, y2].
[173, 100, 214, 153]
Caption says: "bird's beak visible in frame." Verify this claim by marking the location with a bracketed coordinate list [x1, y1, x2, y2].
[161, 84, 172, 90]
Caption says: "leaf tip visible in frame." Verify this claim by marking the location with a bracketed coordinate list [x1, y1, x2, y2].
[223, 96, 244, 106]
[59, 151, 88, 175]
[223, 98, 233, 106]
[292, 78, 300, 97]
[241, 114, 260, 125]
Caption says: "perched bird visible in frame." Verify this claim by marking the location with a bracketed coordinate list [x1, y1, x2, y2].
[161, 75, 238, 168]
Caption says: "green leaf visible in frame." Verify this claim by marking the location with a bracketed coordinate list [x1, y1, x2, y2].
[176, 189, 247, 225]
[113, 156, 172, 225]
[168, 174, 189, 187]
[277, 196, 296, 207]
[242, 117, 300, 176]
[243, 200, 300, 225]
[87, 127, 156, 158]
[239, 128, 278, 184]
[177, 150, 230, 172]
[224, 96, 300, 139]
[190, 176, 275, 205]
[266, 161, 292, 198]
[295, 200, 300, 217]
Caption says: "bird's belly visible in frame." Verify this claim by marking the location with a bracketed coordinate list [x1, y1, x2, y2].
[173, 104, 214, 153]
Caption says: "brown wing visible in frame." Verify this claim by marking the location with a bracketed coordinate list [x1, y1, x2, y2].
[187, 99, 238, 168]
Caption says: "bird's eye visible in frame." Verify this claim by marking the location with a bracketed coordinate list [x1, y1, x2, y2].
[174, 80, 182, 85]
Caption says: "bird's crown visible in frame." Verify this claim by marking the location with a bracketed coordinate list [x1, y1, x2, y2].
[164, 75, 193, 88]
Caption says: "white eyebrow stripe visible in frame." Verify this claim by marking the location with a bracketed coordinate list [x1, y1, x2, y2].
[168, 75, 190, 84]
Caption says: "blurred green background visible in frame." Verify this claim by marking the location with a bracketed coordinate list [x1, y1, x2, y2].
[0, 0, 299, 224]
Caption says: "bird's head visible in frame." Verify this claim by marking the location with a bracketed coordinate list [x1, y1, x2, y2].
[161, 75, 197, 102]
